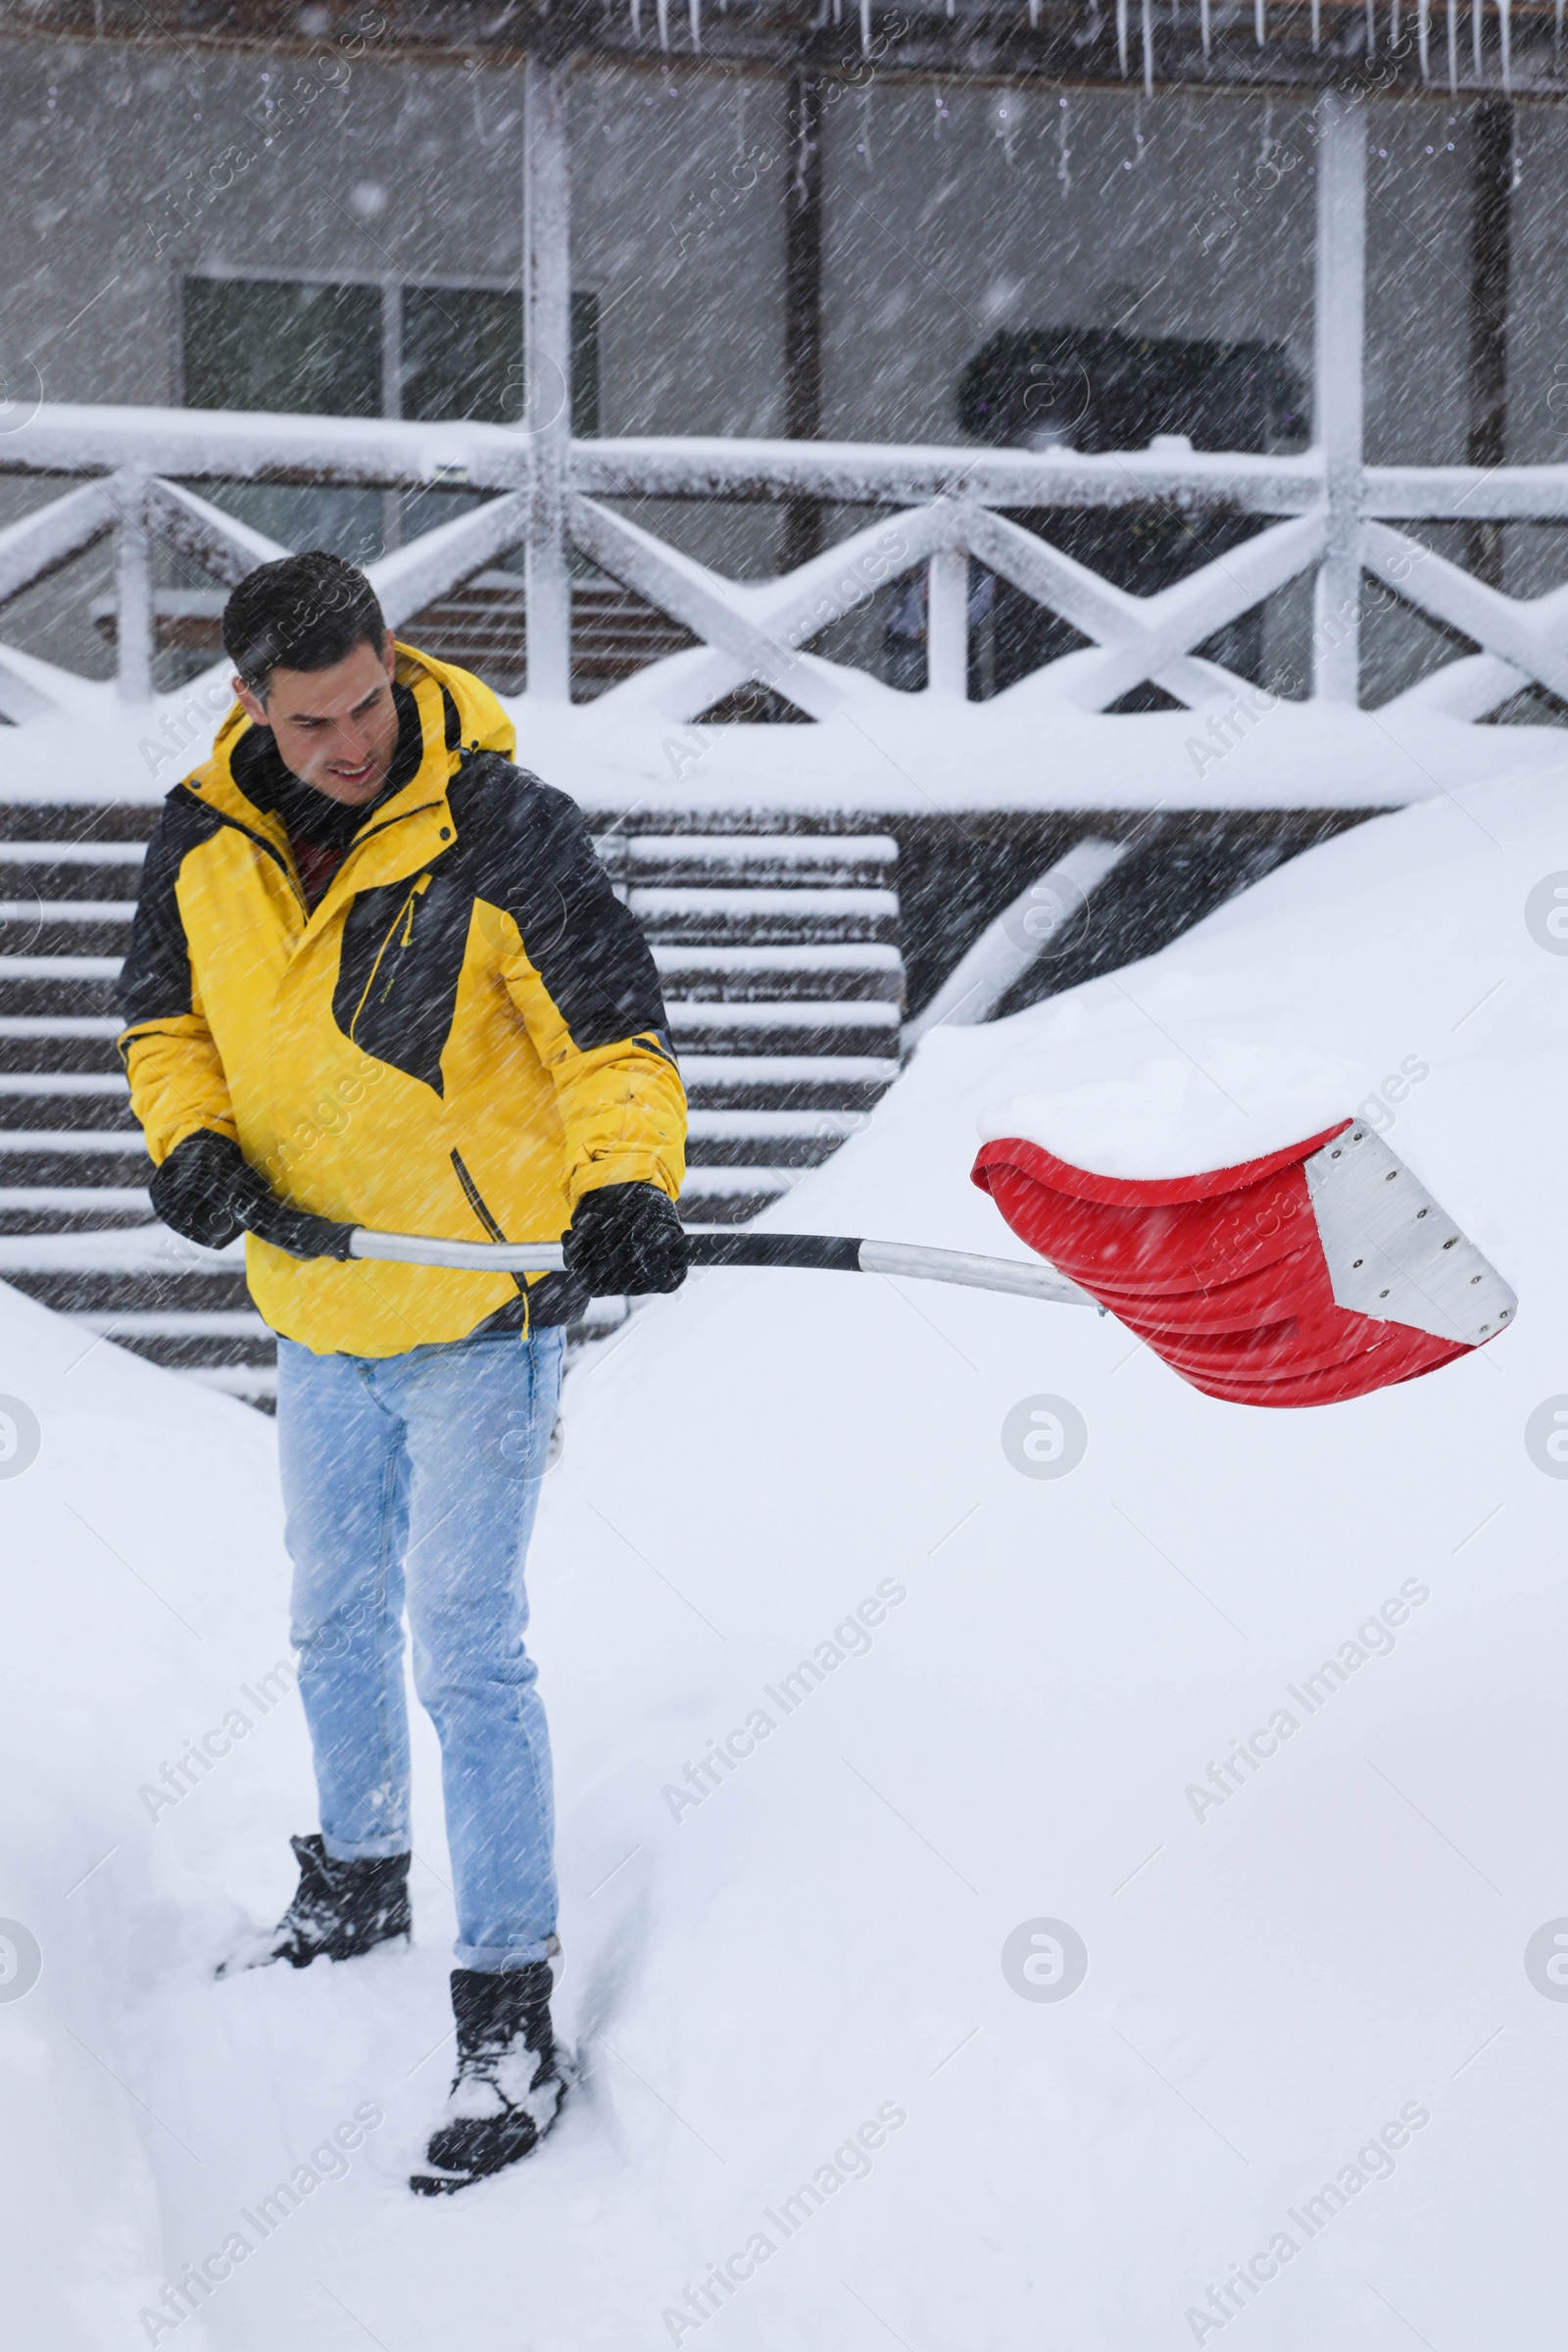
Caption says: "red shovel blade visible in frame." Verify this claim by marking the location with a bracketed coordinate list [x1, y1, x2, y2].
[973, 1118, 1517, 1407]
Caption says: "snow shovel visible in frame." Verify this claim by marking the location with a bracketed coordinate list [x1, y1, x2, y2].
[339, 1116, 1514, 1408]
[974, 1115, 1516, 1406]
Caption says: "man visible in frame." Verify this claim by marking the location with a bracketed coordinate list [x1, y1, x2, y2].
[118, 550, 688, 2193]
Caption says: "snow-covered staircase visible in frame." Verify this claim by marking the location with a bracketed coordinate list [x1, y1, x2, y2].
[602, 831, 903, 1227]
[0, 806, 905, 1405]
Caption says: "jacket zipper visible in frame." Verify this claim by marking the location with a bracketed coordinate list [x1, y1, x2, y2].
[348, 874, 432, 1041]
[189, 785, 448, 921]
[450, 1148, 531, 1323]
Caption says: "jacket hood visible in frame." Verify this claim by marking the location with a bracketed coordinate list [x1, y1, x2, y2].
[189, 641, 516, 846]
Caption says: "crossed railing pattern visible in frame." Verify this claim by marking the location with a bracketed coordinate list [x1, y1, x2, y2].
[1, 405, 1567, 733]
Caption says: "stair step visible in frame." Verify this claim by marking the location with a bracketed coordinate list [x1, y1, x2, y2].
[0, 1185, 149, 1205]
[682, 1053, 896, 1083]
[0, 956, 123, 978]
[669, 1003, 900, 1055]
[636, 911, 896, 951]
[182, 1363, 279, 1401]
[0, 1016, 123, 1035]
[598, 835, 897, 887]
[68, 1308, 271, 1335]
[629, 884, 893, 936]
[685, 1109, 864, 1169]
[683, 1053, 897, 1110]
[686, 1137, 844, 1170]
[676, 1170, 799, 1225]
[0, 841, 149, 864]
[0, 901, 138, 922]
[656, 948, 901, 1003]
[0, 1229, 239, 1272]
[0, 1132, 148, 1155]
[88, 1331, 278, 1371]
[5, 1274, 250, 1322]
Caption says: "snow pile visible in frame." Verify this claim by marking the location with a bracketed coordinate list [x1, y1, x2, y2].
[980, 1029, 1364, 1179]
[7, 767, 1568, 2350]
[970, 780, 1545, 1179]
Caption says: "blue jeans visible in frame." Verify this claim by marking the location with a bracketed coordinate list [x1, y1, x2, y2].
[275, 1325, 565, 1973]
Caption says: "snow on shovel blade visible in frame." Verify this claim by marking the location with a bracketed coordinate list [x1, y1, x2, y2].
[972, 1118, 1517, 1408]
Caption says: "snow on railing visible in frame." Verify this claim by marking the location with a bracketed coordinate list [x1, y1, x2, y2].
[2, 409, 1566, 733]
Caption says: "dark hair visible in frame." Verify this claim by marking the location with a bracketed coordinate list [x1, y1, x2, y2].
[221, 551, 387, 696]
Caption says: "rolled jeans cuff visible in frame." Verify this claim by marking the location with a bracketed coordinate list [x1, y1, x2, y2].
[456, 1933, 561, 1975]
[321, 1832, 411, 1862]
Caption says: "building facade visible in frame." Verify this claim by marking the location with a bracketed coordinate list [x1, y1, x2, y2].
[0, 9, 1561, 712]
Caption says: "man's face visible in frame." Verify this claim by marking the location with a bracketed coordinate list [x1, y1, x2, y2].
[234, 629, 402, 806]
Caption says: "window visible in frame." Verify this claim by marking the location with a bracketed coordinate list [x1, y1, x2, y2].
[401, 286, 519, 423]
[181, 275, 602, 432]
[183, 278, 383, 417]
[399, 287, 601, 431]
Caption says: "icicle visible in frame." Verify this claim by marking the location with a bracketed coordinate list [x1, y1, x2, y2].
[1417, 0, 1430, 74]
[1117, 0, 1130, 73]
[1472, 0, 1482, 74]
[1141, 0, 1153, 90]
[1254, 0, 1265, 43]
[1447, 0, 1459, 81]
[1498, 0, 1511, 82]
[1391, 0, 1400, 40]
[1365, 0, 1376, 54]
[1557, 0, 1564, 46]
[1201, 0, 1213, 53]
[689, 0, 701, 49]
[1057, 91, 1073, 193]
[630, 0, 642, 37]
[656, 0, 668, 46]
[1310, 0, 1319, 45]
[858, 0, 871, 52]
[1029, 0, 1041, 24]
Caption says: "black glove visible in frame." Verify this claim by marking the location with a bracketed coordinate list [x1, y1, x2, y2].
[148, 1130, 355, 1261]
[563, 1182, 689, 1296]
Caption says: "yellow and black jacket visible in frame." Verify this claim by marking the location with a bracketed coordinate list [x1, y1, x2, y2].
[118, 643, 686, 1357]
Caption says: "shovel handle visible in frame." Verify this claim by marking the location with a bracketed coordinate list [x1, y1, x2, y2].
[346, 1225, 1092, 1306]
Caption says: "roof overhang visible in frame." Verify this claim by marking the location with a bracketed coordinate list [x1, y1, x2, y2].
[5, 0, 1561, 98]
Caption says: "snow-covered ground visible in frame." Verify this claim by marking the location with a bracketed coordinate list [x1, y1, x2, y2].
[6, 764, 1568, 2351]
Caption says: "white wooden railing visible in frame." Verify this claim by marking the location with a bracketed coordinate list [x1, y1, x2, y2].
[0, 95, 1563, 740]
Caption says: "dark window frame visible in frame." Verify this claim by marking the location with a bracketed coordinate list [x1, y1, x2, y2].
[179, 269, 602, 433]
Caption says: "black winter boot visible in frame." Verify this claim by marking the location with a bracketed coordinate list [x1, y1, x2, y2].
[217, 1834, 412, 1977]
[409, 1963, 565, 2194]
